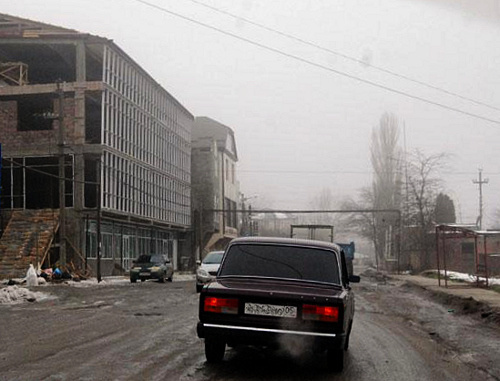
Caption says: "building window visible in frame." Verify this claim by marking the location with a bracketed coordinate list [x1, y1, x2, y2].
[16, 94, 55, 131]
[231, 163, 235, 184]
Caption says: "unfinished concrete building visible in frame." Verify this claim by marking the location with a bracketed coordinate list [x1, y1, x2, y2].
[0, 14, 193, 277]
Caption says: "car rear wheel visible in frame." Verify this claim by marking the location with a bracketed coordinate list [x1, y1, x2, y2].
[205, 338, 225, 363]
[140, 278, 146, 282]
[130, 278, 137, 283]
[344, 321, 353, 350]
[326, 348, 344, 372]
[167, 275, 173, 282]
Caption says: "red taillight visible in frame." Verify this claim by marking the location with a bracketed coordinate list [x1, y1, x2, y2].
[302, 304, 339, 322]
[204, 297, 239, 314]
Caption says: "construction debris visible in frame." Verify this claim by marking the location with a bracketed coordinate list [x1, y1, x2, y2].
[26, 264, 37, 287]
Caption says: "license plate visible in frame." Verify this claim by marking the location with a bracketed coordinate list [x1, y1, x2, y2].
[244, 303, 297, 318]
[139, 272, 150, 276]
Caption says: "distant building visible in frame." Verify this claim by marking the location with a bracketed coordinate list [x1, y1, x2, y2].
[191, 116, 239, 256]
[0, 13, 193, 277]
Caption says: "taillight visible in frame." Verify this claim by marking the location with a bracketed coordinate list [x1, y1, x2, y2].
[204, 297, 239, 314]
[302, 304, 339, 322]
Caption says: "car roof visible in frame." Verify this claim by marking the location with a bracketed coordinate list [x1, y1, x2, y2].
[228, 236, 342, 252]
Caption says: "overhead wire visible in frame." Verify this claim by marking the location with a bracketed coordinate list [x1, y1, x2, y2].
[184, 0, 500, 113]
[239, 169, 500, 175]
[130, 0, 500, 126]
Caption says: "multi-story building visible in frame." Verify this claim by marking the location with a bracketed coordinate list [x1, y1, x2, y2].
[191, 117, 239, 256]
[0, 13, 193, 277]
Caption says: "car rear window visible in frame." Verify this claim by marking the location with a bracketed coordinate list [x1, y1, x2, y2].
[219, 244, 340, 284]
[203, 252, 224, 264]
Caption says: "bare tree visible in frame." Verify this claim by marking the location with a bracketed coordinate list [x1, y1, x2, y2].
[370, 113, 403, 267]
[404, 150, 447, 269]
[340, 113, 403, 270]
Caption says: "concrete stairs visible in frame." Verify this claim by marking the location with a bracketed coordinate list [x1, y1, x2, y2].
[0, 209, 59, 279]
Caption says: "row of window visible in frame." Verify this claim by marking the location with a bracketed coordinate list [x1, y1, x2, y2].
[102, 89, 190, 182]
[102, 46, 191, 141]
[101, 151, 191, 226]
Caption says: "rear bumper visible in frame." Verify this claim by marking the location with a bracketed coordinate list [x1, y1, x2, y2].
[197, 322, 346, 350]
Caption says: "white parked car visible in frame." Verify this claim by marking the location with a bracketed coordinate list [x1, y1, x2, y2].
[196, 251, 224, 292]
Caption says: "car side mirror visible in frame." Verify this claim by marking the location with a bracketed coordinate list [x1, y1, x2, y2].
[348, 275, 361, 283]
[196, 260, 201, 266]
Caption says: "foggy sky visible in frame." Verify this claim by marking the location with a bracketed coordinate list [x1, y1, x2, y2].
[1, 0, 499, 226]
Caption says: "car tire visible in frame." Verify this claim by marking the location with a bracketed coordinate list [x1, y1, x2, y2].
[140, 278, 146, 282]
[205, 338, 225, 363]
[167, 275, 173, 282]
[326, 348, 344, 372]
[344, 321, 352, 350]
[130, 278, 137, 283]
[159, 275, 165, 283]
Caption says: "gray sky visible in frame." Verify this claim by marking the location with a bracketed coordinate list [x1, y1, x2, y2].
[2, 0, 499, 226]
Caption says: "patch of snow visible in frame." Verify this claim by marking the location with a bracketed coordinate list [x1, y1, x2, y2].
[0, 286, 52, 305]
[65, 273, 195, 287]
[63, 277, 131, 288]
[437, 270, 500, 286]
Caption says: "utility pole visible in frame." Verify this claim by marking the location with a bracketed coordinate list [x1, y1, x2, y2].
[472, 168, 489, 230]
[57, 81, 66, 267]
[96, 159, 102, 283]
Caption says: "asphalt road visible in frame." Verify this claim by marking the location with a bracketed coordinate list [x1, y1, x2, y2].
[0, 274, 499, 381]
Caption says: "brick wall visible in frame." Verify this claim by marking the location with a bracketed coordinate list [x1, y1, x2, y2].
[0, 97, 77, 155]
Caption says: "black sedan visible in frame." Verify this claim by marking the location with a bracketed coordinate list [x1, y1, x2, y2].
[197, 237, 360, 372]
[130, 254, 174, 283]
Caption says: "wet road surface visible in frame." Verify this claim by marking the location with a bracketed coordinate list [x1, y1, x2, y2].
[0, 274, 499, 381]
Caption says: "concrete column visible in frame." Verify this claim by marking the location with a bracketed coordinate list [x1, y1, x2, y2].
[173, 238, 178, 270]
[75, 41, 86, 82]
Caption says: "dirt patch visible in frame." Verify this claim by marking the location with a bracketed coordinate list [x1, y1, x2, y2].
[418, 287, 500, 327]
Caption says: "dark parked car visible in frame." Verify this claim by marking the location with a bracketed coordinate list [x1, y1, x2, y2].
[130, 254, 173, 283]
[197, 237, 360, 371]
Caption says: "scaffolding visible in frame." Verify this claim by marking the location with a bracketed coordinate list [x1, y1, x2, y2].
[0, 62, 28, 86]
[435, 224, 500, 288]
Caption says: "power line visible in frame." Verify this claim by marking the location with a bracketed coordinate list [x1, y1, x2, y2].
[185, 0, 500, 113]
[131, 0, 500, 126]
[239, 169, 500, 175]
